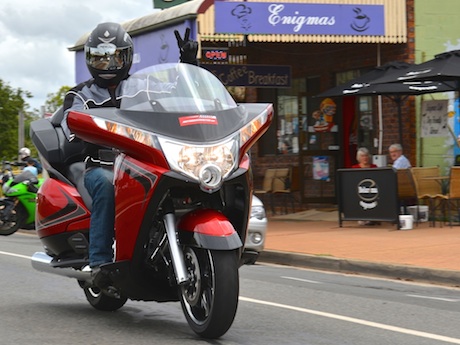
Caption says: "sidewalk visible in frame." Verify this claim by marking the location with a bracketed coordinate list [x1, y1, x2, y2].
[259, 209, 460, 287]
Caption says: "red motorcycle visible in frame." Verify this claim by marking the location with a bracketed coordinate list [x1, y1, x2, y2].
[30, 63, 272, 338]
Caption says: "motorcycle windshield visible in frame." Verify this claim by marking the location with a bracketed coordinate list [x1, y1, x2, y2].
[116, 63, 249, 142]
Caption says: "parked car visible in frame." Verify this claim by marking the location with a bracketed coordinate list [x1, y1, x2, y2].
[244, 195, 267, 264]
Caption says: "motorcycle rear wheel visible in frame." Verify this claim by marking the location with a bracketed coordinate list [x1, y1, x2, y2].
[180, 247, 239, 339]
[81, 284, 128, 311]
[0, 202, 27, 236]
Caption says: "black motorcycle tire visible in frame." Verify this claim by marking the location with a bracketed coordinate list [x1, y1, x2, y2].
[180, 247, 239, 339]
[81, 284, 128, 312]
[0, 202, 27, 236]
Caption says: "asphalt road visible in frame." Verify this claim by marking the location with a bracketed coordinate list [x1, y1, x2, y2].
[1, 232, 460, 345]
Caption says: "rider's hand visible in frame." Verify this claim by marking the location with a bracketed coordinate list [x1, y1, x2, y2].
[174, 28, 198, 65]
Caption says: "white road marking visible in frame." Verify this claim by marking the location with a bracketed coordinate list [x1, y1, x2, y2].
[282, 276, 322, 284]
[3, 248, 459, 343]
[407, 294, 460, 302]
[240, 296, 460, 344]
[0, 250, 31, 260]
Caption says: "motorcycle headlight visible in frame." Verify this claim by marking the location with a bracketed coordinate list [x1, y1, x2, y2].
[3, 185, 19, 194]
[158, 137, 238, 192]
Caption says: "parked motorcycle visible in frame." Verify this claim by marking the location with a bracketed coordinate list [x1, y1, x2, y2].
[0, 161, 43, 235]
[29, 63, 272, 338]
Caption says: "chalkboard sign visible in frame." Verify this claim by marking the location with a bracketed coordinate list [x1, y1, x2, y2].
[337, 167, 399, 228]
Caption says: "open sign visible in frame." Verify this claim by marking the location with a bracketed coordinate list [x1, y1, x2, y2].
[202, 48, 229, 62]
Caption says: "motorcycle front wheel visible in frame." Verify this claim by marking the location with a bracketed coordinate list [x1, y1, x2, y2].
[0, 202, 26, 236]
[180, 247, 239, 339]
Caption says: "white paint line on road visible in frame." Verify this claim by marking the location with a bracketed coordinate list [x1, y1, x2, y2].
[240, 296, 460, 344]
[407, 294, 460, 302]
[282, 276, 322, 284]
[3, 247, 459, 343]
[0, 250, 31, 260]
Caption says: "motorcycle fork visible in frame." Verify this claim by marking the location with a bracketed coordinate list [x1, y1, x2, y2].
[163, 212, 189, 285]
[148, 196, 194, 286]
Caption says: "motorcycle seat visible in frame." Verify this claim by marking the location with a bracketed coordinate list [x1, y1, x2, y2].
[67, 162, 93, 211]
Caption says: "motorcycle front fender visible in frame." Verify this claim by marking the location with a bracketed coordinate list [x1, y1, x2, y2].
[177, 209, 242, 250]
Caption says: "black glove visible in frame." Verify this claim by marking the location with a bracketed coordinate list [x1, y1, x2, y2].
[174, 28, 198, 65]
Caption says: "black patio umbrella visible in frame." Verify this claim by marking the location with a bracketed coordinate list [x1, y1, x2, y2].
[317, 61, 413, 98]
[371, 50, 460, 83]
[316, 61, 457, 144]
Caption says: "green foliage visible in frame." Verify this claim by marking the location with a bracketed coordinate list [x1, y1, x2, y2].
[0, 79, 33, 161]
[0, 83, 74, 161]
[45, 85, 72, 114]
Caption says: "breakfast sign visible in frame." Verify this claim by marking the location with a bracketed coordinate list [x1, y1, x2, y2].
[214, 2, 385, 36]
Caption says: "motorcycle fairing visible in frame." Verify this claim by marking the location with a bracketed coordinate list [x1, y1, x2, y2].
[68, 111, 169, 167]
[1, 170, 44, 225]
[114, 155, 163, 261]
[36, 179, 90, 238]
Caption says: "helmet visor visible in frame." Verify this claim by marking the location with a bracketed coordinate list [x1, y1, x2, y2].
[86, 43, 132, 71]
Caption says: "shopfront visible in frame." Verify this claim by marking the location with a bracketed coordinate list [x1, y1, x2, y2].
[70, 0, 411, 206]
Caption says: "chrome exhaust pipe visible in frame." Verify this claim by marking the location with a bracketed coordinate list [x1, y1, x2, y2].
[31, 252, 91, 281]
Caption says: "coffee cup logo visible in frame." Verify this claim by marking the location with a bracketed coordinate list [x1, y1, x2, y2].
[357, 178, 379, 210]
[351, 7, 371, 32]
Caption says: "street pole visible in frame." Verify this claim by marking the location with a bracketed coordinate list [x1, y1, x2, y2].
[18, 110, 24, 160]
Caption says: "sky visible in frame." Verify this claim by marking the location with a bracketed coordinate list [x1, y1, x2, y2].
[0, 0, 157, 113]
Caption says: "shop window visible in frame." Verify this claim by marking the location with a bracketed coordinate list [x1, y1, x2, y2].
[356, 96, 374, 150]
[302, 76, 339, 151]
[258, 76, 343, 157]
[334, 69, 375, 154]
[276, 78, 306, 155]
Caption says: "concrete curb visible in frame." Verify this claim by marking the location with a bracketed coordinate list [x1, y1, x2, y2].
[259, 250, 460, 287]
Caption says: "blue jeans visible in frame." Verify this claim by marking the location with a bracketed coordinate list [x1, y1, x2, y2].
[84, 167, 115, 268]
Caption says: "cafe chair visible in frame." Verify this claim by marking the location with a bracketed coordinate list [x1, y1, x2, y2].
[396, 168, 419, 224]
[411, 166, 446, 227]
[254, 168, 277, 213]
[442, 166, 460, 226]
[272, 166, 300, 214]
[269, 168, 290, 214]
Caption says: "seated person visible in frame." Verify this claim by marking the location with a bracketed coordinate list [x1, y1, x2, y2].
[389, 143, 411, 169]
[352, 147, 379, 226]
[352, 147, 377, 169]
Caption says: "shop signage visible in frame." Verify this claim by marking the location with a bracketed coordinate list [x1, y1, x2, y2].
[202, 48, 229, 62]
[421, 99, 449, 137]
[215, 2, 385, 36]
[152, 0, 189, 10]
[202, 64, 291, 87]
[337, 168, 399, 227]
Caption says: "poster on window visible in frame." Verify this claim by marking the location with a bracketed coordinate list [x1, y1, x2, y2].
[313, 156, 330, 181]
[421, 100, 448, 137]
[309, 98, 338, 133]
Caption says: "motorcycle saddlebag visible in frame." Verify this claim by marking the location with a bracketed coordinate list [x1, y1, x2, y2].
[30, 107, 85, 175]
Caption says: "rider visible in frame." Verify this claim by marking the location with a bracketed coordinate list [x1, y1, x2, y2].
[18, 147, 42, 174]
[61, 22, 198, 270]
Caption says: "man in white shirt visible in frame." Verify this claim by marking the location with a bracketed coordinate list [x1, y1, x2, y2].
[389, 143, 411, 169]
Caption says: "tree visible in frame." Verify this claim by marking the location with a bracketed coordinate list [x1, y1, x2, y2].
[0, 79, 32, 161]
[45, 85, 71, 114]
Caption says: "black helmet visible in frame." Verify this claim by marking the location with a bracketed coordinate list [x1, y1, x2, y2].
[85, 22, 134, 88]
